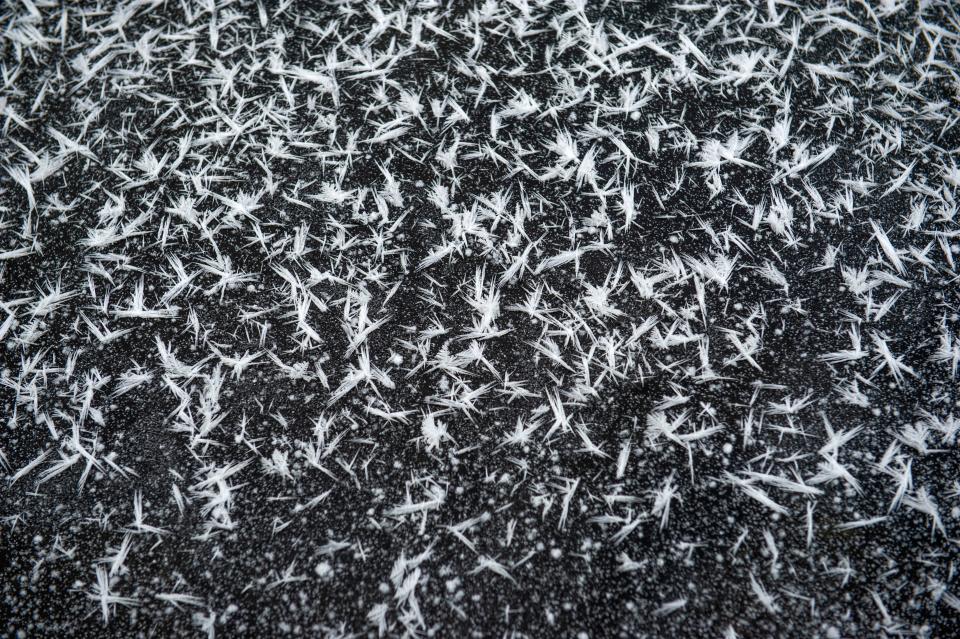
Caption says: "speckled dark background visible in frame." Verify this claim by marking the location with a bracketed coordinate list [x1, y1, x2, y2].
[2, 1, 960, 637]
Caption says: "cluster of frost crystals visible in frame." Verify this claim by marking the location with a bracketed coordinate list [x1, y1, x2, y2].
[2, 1, 959, 637]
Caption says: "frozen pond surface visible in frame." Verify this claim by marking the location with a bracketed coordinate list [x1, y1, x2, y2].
[2, 1, 960, 637]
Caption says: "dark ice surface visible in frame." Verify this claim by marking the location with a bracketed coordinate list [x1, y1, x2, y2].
[2, 1, 960, 637]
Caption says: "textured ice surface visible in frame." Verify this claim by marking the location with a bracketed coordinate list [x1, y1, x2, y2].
[2, 1, 960, 637]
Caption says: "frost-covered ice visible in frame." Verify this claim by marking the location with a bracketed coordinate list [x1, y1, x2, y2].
[2, 1, 960, 637]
